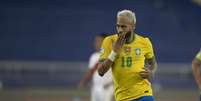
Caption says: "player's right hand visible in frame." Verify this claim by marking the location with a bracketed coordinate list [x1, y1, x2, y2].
[113, 33, 126, 53]
[139, 68, 152, 79]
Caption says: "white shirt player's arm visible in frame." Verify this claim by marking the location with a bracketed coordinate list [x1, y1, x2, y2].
[102, 69, 113, 88]
[78, 53, 99, 88]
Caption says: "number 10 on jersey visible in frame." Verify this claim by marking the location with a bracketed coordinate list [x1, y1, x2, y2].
[121, 56, 132, 68]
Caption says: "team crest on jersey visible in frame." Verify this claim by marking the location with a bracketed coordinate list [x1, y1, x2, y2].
[124, 46, 131, 55]
[135, 48, 141, 56]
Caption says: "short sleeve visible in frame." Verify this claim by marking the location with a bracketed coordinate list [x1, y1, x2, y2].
[144, 38, 154, 59]
[99, 37, 112, 62]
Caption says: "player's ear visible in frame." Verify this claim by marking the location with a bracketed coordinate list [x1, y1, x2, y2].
[132, 24, 136, 30]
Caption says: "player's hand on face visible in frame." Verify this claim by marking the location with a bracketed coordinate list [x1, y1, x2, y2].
[139, 68, 152, 79]
[113, 33, 126, 53]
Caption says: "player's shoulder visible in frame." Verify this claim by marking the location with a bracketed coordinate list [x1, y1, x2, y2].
[106, 33, 117, 38]
[135, 32, 152, 42]
[103, 33, 118, 42]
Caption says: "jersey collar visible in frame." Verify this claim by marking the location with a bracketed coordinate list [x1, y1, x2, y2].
[125, 32, 136, 44]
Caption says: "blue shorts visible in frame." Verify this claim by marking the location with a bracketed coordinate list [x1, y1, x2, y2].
[131, 96, 154, 101]
[200, 95, 201, 101]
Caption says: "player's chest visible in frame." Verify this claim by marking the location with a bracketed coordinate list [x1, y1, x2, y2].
[118, 45, 146, 59]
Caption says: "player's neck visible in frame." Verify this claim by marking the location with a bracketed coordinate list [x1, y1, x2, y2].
[125, 31, 135, 44]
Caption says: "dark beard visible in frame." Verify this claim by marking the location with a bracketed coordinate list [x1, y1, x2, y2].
[125, 31, 131, 41]
[117, 31, 132, 43]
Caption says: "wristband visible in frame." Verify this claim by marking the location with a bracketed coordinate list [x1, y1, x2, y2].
[108, 50, 117, 62]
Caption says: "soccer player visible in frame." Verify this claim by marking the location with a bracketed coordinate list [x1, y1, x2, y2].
[78, 33, 114, 101]
[192, 48, 201, 101]
[97, 9, 157, 101]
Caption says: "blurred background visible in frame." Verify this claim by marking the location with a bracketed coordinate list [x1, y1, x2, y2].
[0, 0, 201, 101]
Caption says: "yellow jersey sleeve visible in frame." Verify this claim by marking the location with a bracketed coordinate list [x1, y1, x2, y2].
[196, 49, 201, 61]
[99, 37, 112, 61]
[144, 38, 154, 59]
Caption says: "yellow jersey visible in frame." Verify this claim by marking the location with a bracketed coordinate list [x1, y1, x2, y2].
[100, 33, 155, 101]
[196, 49, 201, 61]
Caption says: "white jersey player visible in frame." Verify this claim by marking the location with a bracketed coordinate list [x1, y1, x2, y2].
[78, 34, 114, 101]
